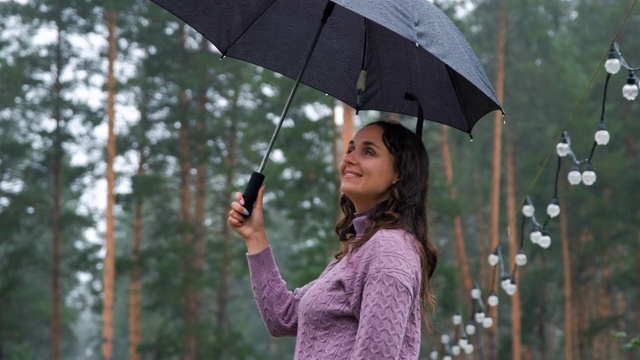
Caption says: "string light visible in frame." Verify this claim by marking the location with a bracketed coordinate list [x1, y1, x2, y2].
[622, 71, 638, 100]
[604, 43, 621, 74]
[594, 123, 610, 145]
[439, 41, 634, 352]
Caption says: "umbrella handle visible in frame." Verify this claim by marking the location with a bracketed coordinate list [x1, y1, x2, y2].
[242, 171, 265, 217]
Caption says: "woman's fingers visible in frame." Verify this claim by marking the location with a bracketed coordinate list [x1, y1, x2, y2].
[234, 191, 245, 205]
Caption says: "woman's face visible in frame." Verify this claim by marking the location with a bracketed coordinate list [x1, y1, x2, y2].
[339, 125, 398, 212]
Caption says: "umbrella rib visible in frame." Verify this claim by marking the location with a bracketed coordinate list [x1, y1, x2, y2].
[445, 65, 470, 134]
[220, 0, 283, 56]
[258, 1, 336, 172]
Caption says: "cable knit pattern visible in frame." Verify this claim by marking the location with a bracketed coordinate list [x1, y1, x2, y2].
[247, 213, 422, 360]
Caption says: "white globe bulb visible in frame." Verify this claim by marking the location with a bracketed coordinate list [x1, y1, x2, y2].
[538, 235, 551, 249]
[464, 344, 474, 354]
[506, 283, 517, 296]
[595, 129, 610, 145]
[605, 58, 621, 74]
[555, 142, 570, 157]
[451, 345, 461, 356]
[501, 278, 511, 290]
[530, 230, 542, 244]
[443, 356, 452, 360]
[568, 169, 582, 185]
[474, 311, 485, 323]
[453, 314, 462, 325]
[515, 253, 528, 266]
[522, 204, 535, 217]
[430, 350, 438, 360]
[488, 294, 499, 307]
[623, 83, 639, 101]
[441, 334, 450, 344]
[482, 317, 494, 328]
[465, 324, 476, 335]
[547, 203, 560, 218]
[488, 253, 499, 266]
[458, 338, 468, 347]
[582, 170, 597, 186]
[471, 288, 481, 299]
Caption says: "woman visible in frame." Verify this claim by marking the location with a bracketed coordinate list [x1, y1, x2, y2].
[228, 120, 438, 359]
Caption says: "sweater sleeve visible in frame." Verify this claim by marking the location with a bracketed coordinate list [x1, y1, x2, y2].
[348, 231, 421, 360]
[247, 246, 315, 337]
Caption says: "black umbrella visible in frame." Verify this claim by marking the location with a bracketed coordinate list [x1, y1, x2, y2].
[150, 0, 504, 215]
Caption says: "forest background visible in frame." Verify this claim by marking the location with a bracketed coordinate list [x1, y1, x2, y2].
[0, 0, 638, 359]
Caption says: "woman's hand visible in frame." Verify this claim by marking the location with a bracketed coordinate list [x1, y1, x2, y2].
[228, 185, 269, 254]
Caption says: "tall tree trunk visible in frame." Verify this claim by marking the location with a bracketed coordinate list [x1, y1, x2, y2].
[101, 9, 118, 360]
[192, 36, 209, 350]
[559, 198, 574, 360]
[50, 26, 63, 360]
[129, 156, 145, 360]
[179, 90, 196, 360]
[488, 0, 506, 356]
[505, 141, 521, 360]
[439, 125, 472, 298]
[575, 228, 594, 359]
[177, 25, 197, 360]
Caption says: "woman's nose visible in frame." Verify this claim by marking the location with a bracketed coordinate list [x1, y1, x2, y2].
[342, 151, 357, 164]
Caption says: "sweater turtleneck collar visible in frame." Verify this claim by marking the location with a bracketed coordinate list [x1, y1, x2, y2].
[352, 207, 375, 235]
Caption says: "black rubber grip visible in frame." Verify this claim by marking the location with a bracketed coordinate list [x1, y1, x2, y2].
[242, 172, 265, 217]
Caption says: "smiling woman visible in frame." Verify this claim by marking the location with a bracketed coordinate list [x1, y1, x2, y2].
[228, 120, 438, 360]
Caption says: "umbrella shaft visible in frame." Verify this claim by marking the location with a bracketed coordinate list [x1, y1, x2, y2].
[258, 0, 335, 173]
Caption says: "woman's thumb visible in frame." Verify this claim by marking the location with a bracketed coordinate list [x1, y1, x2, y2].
[253, 185, 266, 211]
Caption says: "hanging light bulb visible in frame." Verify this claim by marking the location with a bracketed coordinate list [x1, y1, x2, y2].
[464, 344, 474, 355]
[556, 139, 570, 157]
[471, 287, 481, 300]
[443, 356, 452, 360]
[568, 164, 582, 185]
[515, 250, 528, 266]
[538, 231, 552, 249]
[501, 276, 511, 290]
[453, 313, 462, 325]
[441, 333, 450, 344]
[451, 345, 461, 356]
[458, 338, 468, 348]
[465, 323, 476, 335]
[582, 163, 597, 186]
[482, 317, 494, 328]
[488, 252, 499, 266]
[546, 197, 561, 218]
[604, 45, 621, 74]
[594, 123, 610, 145]
[530, 229, 542, 244]
[505, 280, 517, 296]
[488, 292, 499, 307]
[474, 311, 485, 323]
[430, 350, 438, 360]
[522, 198, 535, 217]
[622, 71, 639, 101]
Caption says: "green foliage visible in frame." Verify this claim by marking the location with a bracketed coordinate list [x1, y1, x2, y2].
[1, 0, 639, 358]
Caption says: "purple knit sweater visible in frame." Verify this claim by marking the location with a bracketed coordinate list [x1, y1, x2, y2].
[247, 212, 422, 359]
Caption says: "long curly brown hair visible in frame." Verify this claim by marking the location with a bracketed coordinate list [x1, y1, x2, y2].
[334, 120, 438, 321]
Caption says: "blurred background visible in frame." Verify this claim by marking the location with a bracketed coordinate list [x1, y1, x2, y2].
[0, 0, 638, 359]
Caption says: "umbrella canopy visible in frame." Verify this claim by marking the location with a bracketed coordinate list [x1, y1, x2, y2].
[150, 0, 504, 214]
[150, 0, 503, 134]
